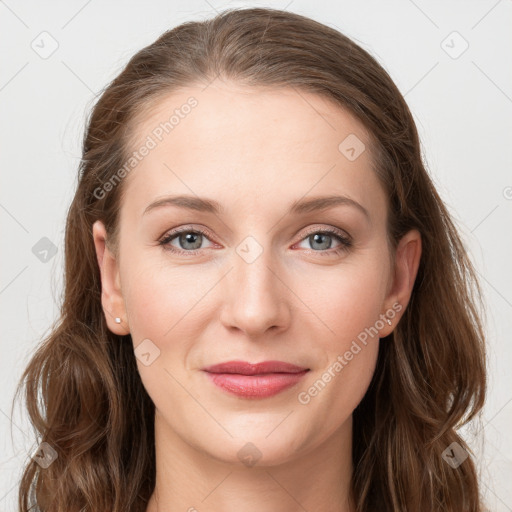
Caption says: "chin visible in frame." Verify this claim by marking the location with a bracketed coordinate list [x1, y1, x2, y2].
[197, 431, 306, 469]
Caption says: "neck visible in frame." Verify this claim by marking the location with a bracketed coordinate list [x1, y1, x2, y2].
[146, 412, 355, 512]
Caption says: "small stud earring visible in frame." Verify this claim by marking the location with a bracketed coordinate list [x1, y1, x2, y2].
[386, 317, 392, 326]
[115, 317, 121, 324]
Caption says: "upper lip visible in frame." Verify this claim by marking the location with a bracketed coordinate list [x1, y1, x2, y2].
[202, 360, 309, 375]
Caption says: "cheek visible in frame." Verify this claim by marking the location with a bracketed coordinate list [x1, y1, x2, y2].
[298, 339, 379, 443]
[293, 254, 388, 341]
[296, 284, 381, 439]
[120, 261, 205, 408]
[291, 257, 385, 420]
[121, 255, 210, 344]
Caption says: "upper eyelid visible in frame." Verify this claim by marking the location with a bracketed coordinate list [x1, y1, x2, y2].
[299, 225, 351, 240]
[161, 225, 213, 240]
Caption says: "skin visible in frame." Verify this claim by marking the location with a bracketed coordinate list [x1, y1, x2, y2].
[93, 80, 421, 512]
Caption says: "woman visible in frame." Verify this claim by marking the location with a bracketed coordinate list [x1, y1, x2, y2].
[14, 7, 486, 511]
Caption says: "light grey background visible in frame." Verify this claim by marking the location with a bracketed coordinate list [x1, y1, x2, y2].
[1, 0, 511, 510]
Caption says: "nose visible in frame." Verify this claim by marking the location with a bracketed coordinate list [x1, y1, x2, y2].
[219, 243, 291, 339]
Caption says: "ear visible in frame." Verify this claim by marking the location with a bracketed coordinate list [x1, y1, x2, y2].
[379, 229, 422, 337]
[92, 220, 130, 335]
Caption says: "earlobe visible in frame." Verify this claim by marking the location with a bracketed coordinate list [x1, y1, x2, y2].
[92, 220, 129, 335]
[381, 229, 422, 336]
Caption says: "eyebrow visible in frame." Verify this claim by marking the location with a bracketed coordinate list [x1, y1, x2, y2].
[143, 194, 370, 220]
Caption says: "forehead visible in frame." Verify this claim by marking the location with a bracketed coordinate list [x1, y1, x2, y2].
[121, 81, 386, 220]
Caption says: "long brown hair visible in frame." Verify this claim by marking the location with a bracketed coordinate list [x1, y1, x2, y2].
[13, 7, 486, 511]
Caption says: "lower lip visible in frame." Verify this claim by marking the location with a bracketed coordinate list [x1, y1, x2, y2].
[204, 371, 309, 398]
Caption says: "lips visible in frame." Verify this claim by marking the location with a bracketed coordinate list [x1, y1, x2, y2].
[203, 360, 308, 375]
[202, 360, 310, 399]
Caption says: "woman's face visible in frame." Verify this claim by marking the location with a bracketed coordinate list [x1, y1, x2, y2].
[94, 80, 420, 466]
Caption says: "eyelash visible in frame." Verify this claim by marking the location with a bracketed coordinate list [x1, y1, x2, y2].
[158, 225, 352, 257]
